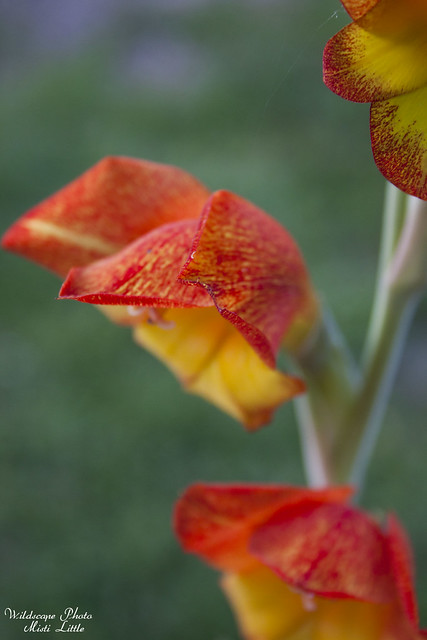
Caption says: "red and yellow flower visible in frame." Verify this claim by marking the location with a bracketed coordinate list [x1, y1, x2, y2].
[1, 156, 318, 429]
[324, 0, 427, 200]
[175, 483, 425, 639]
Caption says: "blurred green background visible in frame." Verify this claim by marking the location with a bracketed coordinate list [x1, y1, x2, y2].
[1, 0, 426, 637]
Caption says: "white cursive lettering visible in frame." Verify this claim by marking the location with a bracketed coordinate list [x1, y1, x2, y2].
[55, 621, 84, 633]
[60, 607, 92, 622]
[23, 620, 51, 632]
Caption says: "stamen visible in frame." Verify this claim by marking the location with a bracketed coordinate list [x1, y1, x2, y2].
[301, 593, 316, 612]
[127, 305, 147, 317]
[147, 308, 175, 330]
[289, 587, 317, 612]
[126, 305, 175, 329]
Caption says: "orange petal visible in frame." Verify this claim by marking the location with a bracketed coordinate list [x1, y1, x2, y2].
[133, 308, 305, 429]
[58, 189, 314, 427]
[179, 190, 317, 368]
[324, 0, 427, 103]
[61, 188, 318, 370]
[341, 0, 380, 20]
[174, 484, 352, 572]
[1, 156, 210, 276]
[250, 502, 396, 603]
[370, 86, 427, 200]
[59, 220, 212, 308]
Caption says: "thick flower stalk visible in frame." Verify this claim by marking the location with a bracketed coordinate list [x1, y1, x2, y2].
[2, 156, 318, 429]
[324, 0, 427, 200]
[175, 483, 425, 640]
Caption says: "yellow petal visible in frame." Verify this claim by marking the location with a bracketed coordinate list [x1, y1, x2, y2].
[221, 566, 312, 640]
[371, 85, 427, 200]
[314, 597, 392, 640]
[324, 0, 427, 103]
[221, 567, 405, 640]
[133, 307, 304, 430]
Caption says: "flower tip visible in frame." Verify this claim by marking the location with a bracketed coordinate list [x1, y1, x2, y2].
[1, 219, 28, 255]
[340, 0, 380, 20]
[1, 224, 15, 250]
[57, 268, 104, 303]
[209, 188, 235, 205]
[322, 34, 371, 104]
[57, 271, 77, 300]
[241, 377, 306, 432]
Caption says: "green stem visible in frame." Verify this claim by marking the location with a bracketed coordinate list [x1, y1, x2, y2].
[290, 186, 427, 490]
[292, 308, 359, 486]
[336, 194, 427, 488]
[362, 183, 407, 366]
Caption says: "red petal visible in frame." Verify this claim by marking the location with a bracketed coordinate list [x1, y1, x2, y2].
[386, 514, 419, 628]
[179, 190, 316, 368]
[250, 502, 396, 603]
[174, 484, 352, 573]
[59, 220, 212, 308]
[1, 156, 210, 276]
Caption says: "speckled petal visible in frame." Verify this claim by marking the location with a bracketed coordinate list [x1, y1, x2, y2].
[59, 220, 211, 308]
[179, 190, 318, 368]
[324, 0, 427, 103]
[370, 86, 427, 200]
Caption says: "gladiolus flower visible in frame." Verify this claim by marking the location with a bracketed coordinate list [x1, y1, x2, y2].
[1, 156, 318, 429]
[323, 0, 427, 200]
[175, 483, 425, 639]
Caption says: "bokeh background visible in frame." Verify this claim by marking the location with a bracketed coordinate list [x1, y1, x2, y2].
[1, 0, 426, 637]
